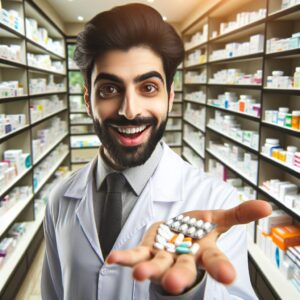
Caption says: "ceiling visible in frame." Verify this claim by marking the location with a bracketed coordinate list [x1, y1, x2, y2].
[46, 0, 202, 24]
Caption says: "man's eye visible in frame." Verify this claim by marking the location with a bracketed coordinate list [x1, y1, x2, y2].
[142, 84, 157, 93]
[99, 86, 119, 98]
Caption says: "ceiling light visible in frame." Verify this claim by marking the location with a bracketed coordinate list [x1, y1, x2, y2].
[163, 16, 167, 21]
[77, 16, 84, 21]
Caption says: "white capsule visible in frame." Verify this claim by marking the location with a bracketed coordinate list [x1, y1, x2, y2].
[154, 242, 165, 250]
[182, 216, 190, 223]
[175, 233, 185, 245]
[166, 247, 176, 253]
[176, 214, 184, 221]
[203, 222, 214, 232]
[179, 223, 189, 234]
[195, 220, 204, 228]
[188, 218, 197, 226]
[160, 224, 172, 233]
[166, 243, 175, 249]
[194, 229, 205, 239]
[187, 226, 196, 236]
[190, 243, 200, 255]
[156, 234, 167, 246]
[166, 219, 174, 226]
[171, 221, 181, 231]
[158, 228, 174, 241]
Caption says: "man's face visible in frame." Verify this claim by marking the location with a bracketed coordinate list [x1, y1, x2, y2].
[84, 46, 174, 169]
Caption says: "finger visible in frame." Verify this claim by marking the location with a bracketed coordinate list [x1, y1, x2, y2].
[212, 200, 272, 228]
[133, 250, 174, 282]
[198, 242, 236, 284]
[106, 246, 152, 266]
[161, 254, 197, 295]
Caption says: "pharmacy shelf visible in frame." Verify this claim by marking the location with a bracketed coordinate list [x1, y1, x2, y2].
[183, 138, 204, 159]
[207, 83, 262, 89]
[31, 107, 68, 126]
[184, 82, 207, 86]
[0, 167, 32, 199]
[182, 152, 204, 167]
[30, 91, 67, 97]
[168, 143, 182, 148]
[70, 132, 96, 136]
[248, 241, 300, 300]
[28, 65, 66, 76]
[165, 128, 182, 132]
[0, 95, 29, 102]
[34, 151, 69, 195]
[262, 121, 300, 137]
[260, 153, 300, 177]
[0, 124, 30, 143]
[71, 160, 90, 165]
[26, 38, 65, 60]
[184, 99, 206, 105]
[0, 194, 34, 237]
[70, 111, 87, 114]
[206, 125, 258, 153]
[266, 48, 300, 59]
[33, 132, 68, 166]
[168, 115, 182, 119]
[0, 23, 24, 39]
[209, 18, 266, 44]
[206, 104, 260, 121]
[183, 118, 205, 133]
[0, 58, 27, 69]
[263, 87, 300, 95]
[0, 206, 45, 293]
[268, 4, 300, 20]
[206, 148, 257, 187]
[70, 122, 93, 126]
[208, 52, 263, 65]
[185, 41, 207, 53]
[259, 186, 300, 221]
[69, 92, 83, 96]
[185, 62, 207, 69]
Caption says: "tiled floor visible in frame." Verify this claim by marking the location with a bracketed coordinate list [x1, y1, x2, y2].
[15, 241, 45, 300]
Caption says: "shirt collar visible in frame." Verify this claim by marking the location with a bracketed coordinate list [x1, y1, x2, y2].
[96, 142, 163, 196]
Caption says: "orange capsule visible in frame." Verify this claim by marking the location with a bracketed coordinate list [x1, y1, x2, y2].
[169, 234, 178, 244]
[183, 237, 192, 243]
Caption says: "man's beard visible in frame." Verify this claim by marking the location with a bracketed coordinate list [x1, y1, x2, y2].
[92, 115, 167, 168]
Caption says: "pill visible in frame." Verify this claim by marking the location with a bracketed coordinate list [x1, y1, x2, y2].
[170, 234, 178, 244]
[175, 233, 184, 245]
[203, 222, 214, 232]
[171, 221, 181, 231]
[195, 220, 204, 228]
[187, 226, 196, 236]
[182, 216, 190, 223]
[166, 243, 175, 249]
[179, 223, 189, 234]
[156, 234, 167, 246]
[183, 237, 192, 243]
[166, 219, 174, 226]
[160, 224, 172, 232]
[154, 242, 164, 250]
[190, 243, 200, 255]
[188, 218, 197, 226]
[176, 214, 184, 221]
[158, 228, 173, 241]
[194, 229, 205, 239]
[176, 246, 191, 254]
[179, 241, 192, 247]
[166, 247, 176, 253]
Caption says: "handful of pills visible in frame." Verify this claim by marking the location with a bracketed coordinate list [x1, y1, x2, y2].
[153, 214, 217, 255]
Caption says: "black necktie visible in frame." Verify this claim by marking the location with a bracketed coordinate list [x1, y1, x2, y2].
[99, 172, 126, 258]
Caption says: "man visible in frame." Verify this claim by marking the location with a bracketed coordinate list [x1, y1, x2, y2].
[41, 4, 271, 300]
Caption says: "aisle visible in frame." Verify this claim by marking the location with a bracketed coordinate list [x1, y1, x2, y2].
[15, 241, 44, 300]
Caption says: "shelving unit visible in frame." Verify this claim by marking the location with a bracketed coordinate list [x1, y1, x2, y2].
[0, 1, 70, 298]
[181, 0, 300, 299]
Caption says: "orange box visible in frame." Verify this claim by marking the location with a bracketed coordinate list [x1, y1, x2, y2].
[271, 224, 300, 250]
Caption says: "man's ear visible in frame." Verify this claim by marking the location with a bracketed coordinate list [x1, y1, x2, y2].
[83, 86, 92, 117]
[168, 83, 175, 113]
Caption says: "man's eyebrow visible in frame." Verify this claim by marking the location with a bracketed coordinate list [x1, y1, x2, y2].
[93, 71, 165, 86]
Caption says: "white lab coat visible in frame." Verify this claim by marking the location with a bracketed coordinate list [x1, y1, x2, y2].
[41, 142, 258, 300]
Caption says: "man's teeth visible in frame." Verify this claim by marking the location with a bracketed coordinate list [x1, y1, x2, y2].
[116, 125, 147, 134]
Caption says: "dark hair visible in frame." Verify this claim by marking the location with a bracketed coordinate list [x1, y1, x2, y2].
[73, 3, 184, 94]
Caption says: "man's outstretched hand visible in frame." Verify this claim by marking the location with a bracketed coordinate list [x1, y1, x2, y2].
[107, 200, 272, 295]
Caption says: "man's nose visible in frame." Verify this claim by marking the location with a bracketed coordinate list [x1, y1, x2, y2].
[118, 88, 142, 120]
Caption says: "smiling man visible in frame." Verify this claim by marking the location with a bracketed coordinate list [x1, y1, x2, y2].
[41, 4, 271, 300]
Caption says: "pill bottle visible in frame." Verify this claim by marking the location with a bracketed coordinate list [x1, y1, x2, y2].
[272, 110, 279, 124]
[278, 107, 289, 126]
[239, 95, 248, 112]
[291, 110, 300, 129]
[285, 113, 292, 127]
[272, 70, 284, 88]
[263, 138, 281, 156]
[267, 76, 273, 87]
[278, 150, 287, 162]
[293, 67, 300, 89]
[286, 146, 297, 166]
[265, 110, 273, 122]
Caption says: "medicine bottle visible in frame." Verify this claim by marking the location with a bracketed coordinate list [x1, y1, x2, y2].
[263, 138, 281, 156]
[238, 95, 248, 112]
[293, 67, 300, 89]
[291, 110, 300, 129]
[278, 107, 289, 126]
[286, 146, 297, 166]
[285, 113, 292, 127]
